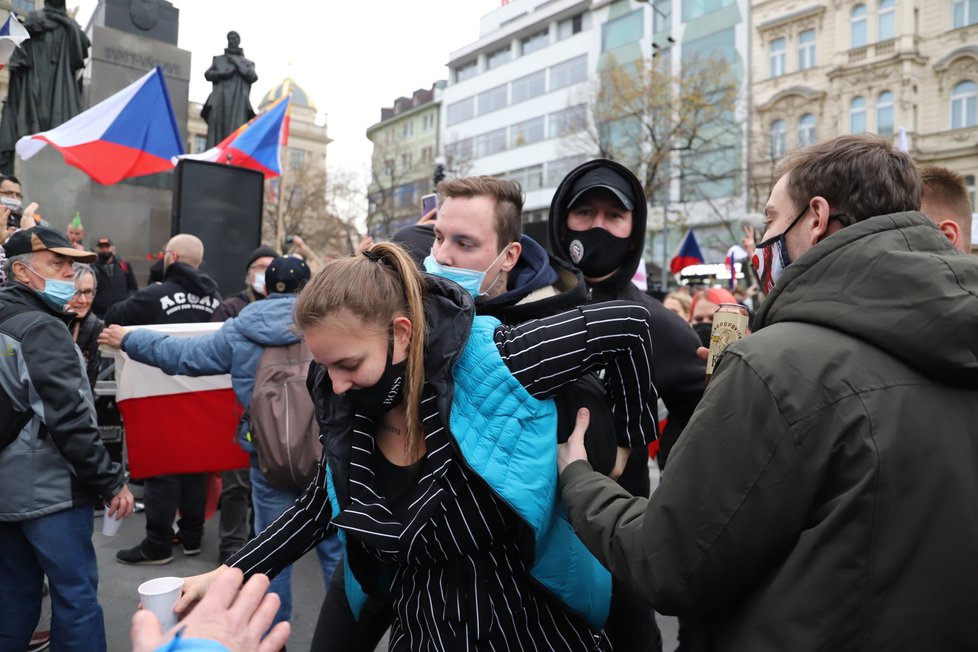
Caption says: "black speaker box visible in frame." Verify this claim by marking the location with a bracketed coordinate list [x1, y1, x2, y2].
[171, 160, 265, 298]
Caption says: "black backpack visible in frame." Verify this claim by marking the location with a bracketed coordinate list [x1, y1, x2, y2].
[0, 302, 35, 451]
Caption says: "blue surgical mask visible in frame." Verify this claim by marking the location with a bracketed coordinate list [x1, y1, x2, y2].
[25, 266, 77, 308]
[423, 247, 508, 299]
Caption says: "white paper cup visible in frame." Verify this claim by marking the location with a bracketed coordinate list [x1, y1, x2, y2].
[101, 508, 123, 536]
[138, 577, 184, 631]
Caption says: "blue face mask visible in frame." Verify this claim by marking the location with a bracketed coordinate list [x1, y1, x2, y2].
[25, 266, 77, 308]
[423, 247, 508, 299]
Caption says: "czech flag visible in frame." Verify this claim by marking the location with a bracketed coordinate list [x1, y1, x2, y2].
[669, 229, 705, 275]
[16, 66, 184, 185]
[0, 12, 29, 68]
[177, 94, 291, 178]
[106, 323, 248, 479]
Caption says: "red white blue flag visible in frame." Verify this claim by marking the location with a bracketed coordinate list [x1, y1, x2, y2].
[16, 67, 184, 185]
[177, 94, 291, 179]
[0, 12, 29, 68]
[669, 229, 705, 274]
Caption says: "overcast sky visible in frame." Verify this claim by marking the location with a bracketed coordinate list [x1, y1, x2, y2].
[74, 0, 500, 177]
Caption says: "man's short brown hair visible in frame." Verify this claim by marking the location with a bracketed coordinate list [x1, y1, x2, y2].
[775, 134, 921, 226]
[437, 176, 524, 251]
[919, 165, 972, 227]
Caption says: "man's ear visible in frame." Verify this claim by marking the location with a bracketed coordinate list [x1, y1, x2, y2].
[500, 241, 521, 272]
[809, 196, 834, 245]
[938, 220, 962, 248]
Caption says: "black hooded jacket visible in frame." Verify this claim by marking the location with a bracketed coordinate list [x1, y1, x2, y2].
[104, 261, 222, 326]
[549, 159, 706, 472]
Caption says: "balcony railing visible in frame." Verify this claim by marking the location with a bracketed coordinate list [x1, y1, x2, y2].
[848, 47, 867, 62]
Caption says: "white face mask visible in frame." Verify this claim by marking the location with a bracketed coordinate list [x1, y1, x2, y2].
[251, 271, 266, 295]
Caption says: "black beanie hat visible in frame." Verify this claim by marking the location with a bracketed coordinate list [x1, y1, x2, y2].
[247, 245, 278, 270]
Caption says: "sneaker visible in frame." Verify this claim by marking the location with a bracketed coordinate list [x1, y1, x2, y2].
[27, 631, 50, 651]
[182, 543, 201, 556]
[116, 544, 173, 565]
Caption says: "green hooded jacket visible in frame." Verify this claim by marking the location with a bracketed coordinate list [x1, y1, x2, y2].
[560, 211, 978, 651]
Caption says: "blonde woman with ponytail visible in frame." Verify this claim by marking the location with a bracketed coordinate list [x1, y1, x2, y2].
[172, 242, 657, 651]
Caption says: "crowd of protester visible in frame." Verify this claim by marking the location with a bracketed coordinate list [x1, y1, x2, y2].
[1, 134, 977, 652]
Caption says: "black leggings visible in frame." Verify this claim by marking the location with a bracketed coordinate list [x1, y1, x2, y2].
[311, 558, 392, 651]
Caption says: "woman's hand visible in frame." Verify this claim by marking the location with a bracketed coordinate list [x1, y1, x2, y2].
[131, 568, 290, 652]
[97, 324, 128, 349]
[557, 408, 590, 473]
[172, 565, 229, 617]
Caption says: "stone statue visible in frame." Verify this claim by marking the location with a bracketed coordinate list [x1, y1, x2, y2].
[0, 0, 91, 174]
[202, 31, 258, 148]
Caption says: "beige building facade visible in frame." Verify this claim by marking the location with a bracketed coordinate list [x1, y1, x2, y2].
[750, 0, 978, 223]
[366, 84, 442, 237]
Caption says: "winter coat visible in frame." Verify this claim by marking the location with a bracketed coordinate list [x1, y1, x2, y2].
[91, 254, 137, 318]
[560, 211, 978, 651]
[104, 261, 221, 326]
[0, 284, 124, 520]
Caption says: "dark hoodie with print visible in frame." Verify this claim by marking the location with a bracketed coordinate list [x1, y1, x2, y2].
[549, 159, 706, 475]
[104, 261, 222, 326]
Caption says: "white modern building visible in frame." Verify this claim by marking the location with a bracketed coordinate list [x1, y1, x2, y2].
[440, 0, 752, 277]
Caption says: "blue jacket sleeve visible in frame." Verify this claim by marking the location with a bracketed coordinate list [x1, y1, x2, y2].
[122, 320, 239, 377]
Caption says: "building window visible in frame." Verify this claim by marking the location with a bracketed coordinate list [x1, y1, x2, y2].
[288, 147, 306, 169]
[422, 113, 435, 131]
[511, 70, 546, 104]
[476, 128, 507, 158]
[851, 4, 868, 48]
[770, 120, 787, 159]
[401, 121, 414, 138]
[420, 146, 434, 164]
[602, 9, 643, 52]
[798, 113, 817, 146]
[798, 29, 816, 70]
[558, 12, 591, 40]
[510, 117, 545, 148]
[682, 0, 735, 21]
[446, 97, 474, 126]
[444, 137, 473, 162]
[549, 105, 587, 138]
[769, 38, 786, 78]
[953, 0, 978, 28]
[549, 55, 588, 91]
[965, 174, 977, 211]
[477, 84, 508, 116]
[850, 96, 867, 133]
[876, 91, 894, 135]
[877, 0, 896, 40]
[487, 45, 512, 70]
[507, 165, 544, 191]
[951, 80, 978, 129]
[521, 29, 549, 56]
[454, 60, 478, 83]
[652, 0, 671, 32]
[193, 134, 207, 153]
[400, 152, 412, 172]
[547, 154, 588, 187]
[11, 0, 33, 15]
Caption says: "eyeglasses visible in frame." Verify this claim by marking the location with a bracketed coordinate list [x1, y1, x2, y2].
[0, 189, 23, 200]
[72, 289, 95, 300]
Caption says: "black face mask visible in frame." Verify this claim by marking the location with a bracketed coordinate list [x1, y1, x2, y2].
[346, 326, 406, 414]
[691, 321, 713, 348]
[97, 252, 111, 263]
[564, 227, 631, 278]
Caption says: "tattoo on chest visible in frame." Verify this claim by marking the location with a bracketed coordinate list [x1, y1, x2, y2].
[379, 422, 402, 436]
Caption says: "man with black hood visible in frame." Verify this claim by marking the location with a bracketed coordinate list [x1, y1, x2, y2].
[549, 160, 705, 471]
[105, 233, 222, 565]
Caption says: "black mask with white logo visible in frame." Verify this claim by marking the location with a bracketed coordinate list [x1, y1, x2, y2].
[564, 228, 631, 279]
[691, 321, 713, 349]
[346, 326, 406, 415]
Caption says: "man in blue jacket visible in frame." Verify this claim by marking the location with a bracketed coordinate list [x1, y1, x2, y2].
[100, 256, 341, 627]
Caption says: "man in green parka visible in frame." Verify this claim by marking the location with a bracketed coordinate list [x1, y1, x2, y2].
[558, 133, 978, 651]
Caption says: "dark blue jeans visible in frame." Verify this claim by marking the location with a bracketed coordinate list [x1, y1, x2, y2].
[0, 505, 106, 651]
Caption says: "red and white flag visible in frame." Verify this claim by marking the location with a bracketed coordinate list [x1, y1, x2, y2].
[106, 323, 248, 479]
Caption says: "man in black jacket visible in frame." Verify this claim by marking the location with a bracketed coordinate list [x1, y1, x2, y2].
[105, 233, 222, 565]
[90, 236, 138, 318]
[0, 226, 133, 649]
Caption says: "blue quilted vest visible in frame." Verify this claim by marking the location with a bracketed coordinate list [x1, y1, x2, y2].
[327, 315, 611, 629]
